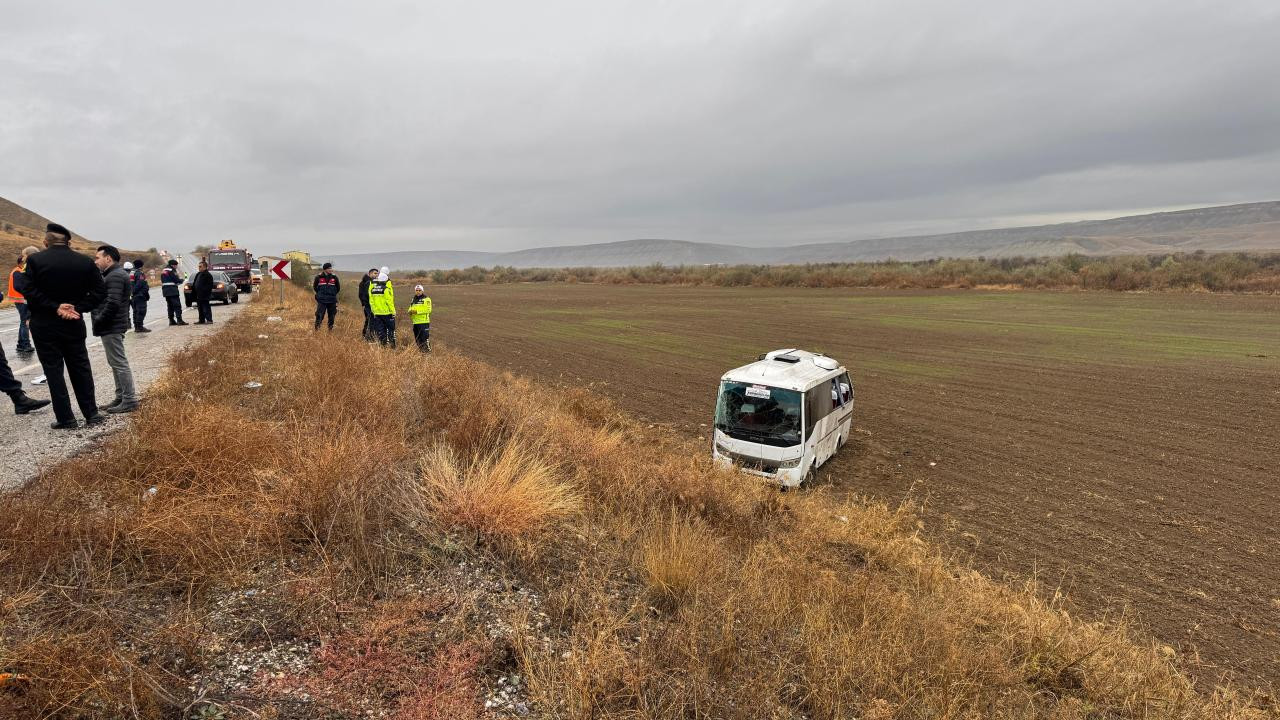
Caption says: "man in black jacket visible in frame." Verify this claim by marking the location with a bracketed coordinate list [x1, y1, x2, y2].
[358, 268, 377, 341]
[130, 259, 151, 333]
[313, 262, 340, 331]
[191, 261, 215, 324]
[92, 245, 138, 413]
[21, 222, 107, 429]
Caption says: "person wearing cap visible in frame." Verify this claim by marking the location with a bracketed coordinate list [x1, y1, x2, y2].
[407, 284, 432, 352]
[312, 262, 341, 331]
[357, 268, 378, 341]
[92, 245, 139, 413]
[367, 267, 396, 346]
[130, 259, 151, 332]
[7, 246, 39, 356]
[19, 222, 107, 429]
[160, 259, 187, 325]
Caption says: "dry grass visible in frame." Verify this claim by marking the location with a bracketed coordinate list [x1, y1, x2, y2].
[408, 444, 581, 546]
[0, 284, 1275, 718]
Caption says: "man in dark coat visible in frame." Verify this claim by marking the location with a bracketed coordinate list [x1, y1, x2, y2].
[160, 259, 187, 325]
[20, 222, 107, 429]
[191, 260, 215, 324]
[130, 259, 151, 332]
[92, 245, 138, 413]
[358, 268, 377, 341]
[312, 262, 341, 331]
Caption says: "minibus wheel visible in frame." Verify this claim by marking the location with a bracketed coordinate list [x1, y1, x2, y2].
[800, 467, 815, 490]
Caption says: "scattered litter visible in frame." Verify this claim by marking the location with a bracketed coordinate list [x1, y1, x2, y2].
[143, 486, 158, 501]
[257, 334, 269, 339]
[837, 515, 849, 523]
[33, 375, 47, 385]
[0, 672, 31, 690]
[243, 381, 263, 389]
[207, 359, 218, 365]
[929, 461, 937, 467]
[266, 316, 283, 322]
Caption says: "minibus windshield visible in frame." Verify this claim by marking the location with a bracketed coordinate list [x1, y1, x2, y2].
[715, 381, 802, 447]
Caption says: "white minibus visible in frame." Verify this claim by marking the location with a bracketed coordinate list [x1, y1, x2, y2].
[712, 349, 854, 488]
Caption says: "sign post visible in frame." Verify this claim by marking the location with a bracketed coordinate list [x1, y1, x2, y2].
[271, 259, 291, 308]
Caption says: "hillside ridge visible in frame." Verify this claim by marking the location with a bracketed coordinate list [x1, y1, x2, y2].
[329, 200, 1280, 271]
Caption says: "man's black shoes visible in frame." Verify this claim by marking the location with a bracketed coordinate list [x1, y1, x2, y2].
[50, 419, 79, 430]
[135, 326, 152, 333]
[107, 402, 139, 414]
[11, 393, 51, 415]
[84, 414, 107, 427]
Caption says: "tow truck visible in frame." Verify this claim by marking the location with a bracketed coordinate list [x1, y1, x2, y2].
[205, 239, 254, 293]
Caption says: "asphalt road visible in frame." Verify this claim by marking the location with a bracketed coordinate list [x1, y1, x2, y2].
[1, 288, 249, 490]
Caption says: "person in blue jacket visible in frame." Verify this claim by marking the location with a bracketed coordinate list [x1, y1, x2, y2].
[160, 259, 187, 326]
[312, 262, 341, 331]
[130, 259, 151, 332]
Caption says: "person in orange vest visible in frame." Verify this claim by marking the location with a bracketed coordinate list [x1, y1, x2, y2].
[7, 246, 39, 356]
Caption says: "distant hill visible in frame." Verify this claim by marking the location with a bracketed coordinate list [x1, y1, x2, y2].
[1, 196, 159, 296]
[328, 201, 1280, 271]
[0, 196, 93, 246]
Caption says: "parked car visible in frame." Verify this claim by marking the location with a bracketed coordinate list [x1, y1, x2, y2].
[184, 270, 241, 306]
[250, 268, 263, 286]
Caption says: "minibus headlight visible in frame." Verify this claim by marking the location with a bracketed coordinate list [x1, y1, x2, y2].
[778, 457, 802, 469]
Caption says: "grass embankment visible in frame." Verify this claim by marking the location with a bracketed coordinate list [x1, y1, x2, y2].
[0, 287, 1273, 719]
[414, 252, 1280, 292]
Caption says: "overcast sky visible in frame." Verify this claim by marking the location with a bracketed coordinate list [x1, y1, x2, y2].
[3, 0, 1279, 256]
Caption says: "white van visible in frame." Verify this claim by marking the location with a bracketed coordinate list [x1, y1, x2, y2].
[711, 349, 854, 488]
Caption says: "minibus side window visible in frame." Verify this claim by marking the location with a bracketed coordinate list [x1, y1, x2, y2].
[805, 384, 834, 436]
[838, 372, 853, 406]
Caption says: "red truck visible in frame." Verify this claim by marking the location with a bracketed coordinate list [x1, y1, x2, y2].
[206, 240, 254, 293]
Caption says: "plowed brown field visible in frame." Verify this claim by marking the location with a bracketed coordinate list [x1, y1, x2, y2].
[424, 283, 1280, 688]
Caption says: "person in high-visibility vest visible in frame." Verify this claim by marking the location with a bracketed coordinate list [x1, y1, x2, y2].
[407, 284, 432, 352]
[7, 246, 39, 355]
[367, 267, 396, 346]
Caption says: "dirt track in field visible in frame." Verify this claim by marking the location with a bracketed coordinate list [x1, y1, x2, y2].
[426, 283, 1280, 688]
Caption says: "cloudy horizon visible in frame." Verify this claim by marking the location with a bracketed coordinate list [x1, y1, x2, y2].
[3, 0, 1279, 256]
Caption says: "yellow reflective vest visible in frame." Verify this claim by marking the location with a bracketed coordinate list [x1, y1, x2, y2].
[368, 279, 395, 315]
[408, 295, 432, 325]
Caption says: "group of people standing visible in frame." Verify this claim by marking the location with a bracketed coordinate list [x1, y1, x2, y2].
[0, 223, 229, 429]
[313, 264, 432, 352]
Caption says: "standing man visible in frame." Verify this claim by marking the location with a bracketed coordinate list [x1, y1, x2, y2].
[20, 222, 107, 429]
[368, 267, 396, 346]
[92, 245, 138, 413]
[7, 246, 39, 356]
[161, 259, 187, 326]
[191, 261, 215, 324]
[407, 284, 432, 352]
[130, 259, 151, 333]
[312, 262, 340, 331]
[358, 267, 377, 341]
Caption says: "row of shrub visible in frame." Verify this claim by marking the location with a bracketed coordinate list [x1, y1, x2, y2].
[409, 251, 1280, 292]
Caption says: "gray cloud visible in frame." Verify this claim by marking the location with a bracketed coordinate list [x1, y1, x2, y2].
[2, 0, 1278, 255]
